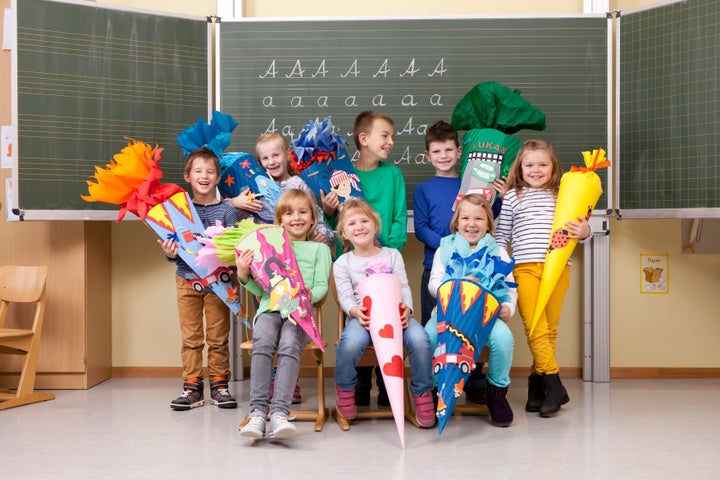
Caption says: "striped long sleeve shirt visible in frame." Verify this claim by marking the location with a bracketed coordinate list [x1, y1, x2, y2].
[494, 188, 557, 264]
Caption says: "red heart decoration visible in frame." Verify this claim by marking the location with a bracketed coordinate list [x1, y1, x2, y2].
[378, 324, 394, 339]
[382, 355, 404, 378]
[362, 296, 372, 316]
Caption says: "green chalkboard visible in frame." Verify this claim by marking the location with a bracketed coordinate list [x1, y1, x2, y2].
[218, 16, 609, 210]
[15, 0, 209, 218]
[619, 0, 720, 216]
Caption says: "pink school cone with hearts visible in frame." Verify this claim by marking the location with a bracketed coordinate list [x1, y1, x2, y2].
[357, 272, 406, 448]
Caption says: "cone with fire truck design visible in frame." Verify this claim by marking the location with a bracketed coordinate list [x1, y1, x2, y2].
[434, 278, 501, 434]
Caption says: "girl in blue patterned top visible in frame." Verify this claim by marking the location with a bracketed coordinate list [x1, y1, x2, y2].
[427, 194, 517, 427]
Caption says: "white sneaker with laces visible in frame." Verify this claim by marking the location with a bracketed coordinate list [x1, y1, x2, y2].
[239, 411, 266, 439]
[267, 412, 297, 439]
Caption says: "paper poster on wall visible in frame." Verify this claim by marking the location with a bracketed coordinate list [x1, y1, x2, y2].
[5, 179, 19, 221]
[640, 254, 668, 294]
[1, 125, 12, 169]
[3, 9, 13, 50]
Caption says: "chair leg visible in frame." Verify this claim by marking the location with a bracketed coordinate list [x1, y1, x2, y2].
[313, 364, 328, 432]
[0, 336, 55, 411]
[0, 392, 55, 411]
[453, 403, 490, 415]
[403, 369, 421, 428]
[332, 407, 352, 431]
[289, 351, 328, 432]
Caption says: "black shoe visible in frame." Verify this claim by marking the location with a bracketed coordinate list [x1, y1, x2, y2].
[464, 363, 487, 404]
[525, 373, 545, 412]
[374, 366, 389, 406]
[486, 383, 513, 427]
[377, 385, 390, 407]
[355, 366, 372, 406]
[539, 373, 569, 417]
[559, 376, 570, 405]
[170, 379, 204, 410]
[210, 377, 237, 409]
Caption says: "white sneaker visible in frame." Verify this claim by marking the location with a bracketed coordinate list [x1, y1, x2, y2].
[239, 411, 266, 439]
[267, 412, 297, 439]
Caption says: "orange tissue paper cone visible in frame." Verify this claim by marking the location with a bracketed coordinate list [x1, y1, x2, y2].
[530, 149, 610, 337]
[81, 138, 183, 221]
[357, 273, 406, 449]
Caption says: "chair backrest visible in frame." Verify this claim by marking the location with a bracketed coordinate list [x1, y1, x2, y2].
[0, 265, 54, 410]
[0, 265, 48, 330]
[313, 291, 327, 338]
[328, 271, 345, 336]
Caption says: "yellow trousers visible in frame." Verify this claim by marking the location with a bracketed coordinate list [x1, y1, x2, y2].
[514, 262, 571, 375]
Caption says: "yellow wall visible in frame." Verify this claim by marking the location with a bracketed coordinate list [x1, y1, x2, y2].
[610, 219, 720, 368]
[81, 0, 720, 373]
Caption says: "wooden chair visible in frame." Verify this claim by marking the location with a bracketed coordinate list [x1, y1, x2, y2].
[0, 265, 55, 411]
[239, 290, 329, 432]
[329, 274, 419, 430]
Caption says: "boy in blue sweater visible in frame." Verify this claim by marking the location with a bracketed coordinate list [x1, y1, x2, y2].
[413, 121, 462, 327]
[415, 120, 507, 327]
[414, 121, 500, 404]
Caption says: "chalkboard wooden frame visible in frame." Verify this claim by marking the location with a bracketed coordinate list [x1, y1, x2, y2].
[216, 15, 611, 213]
[12, 0, 211, 220]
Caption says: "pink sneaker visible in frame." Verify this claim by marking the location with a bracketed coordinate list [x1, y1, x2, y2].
[335, 385, 356, 420]
[413, 392, 436, 428]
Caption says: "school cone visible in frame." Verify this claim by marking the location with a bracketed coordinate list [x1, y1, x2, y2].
[357, 273, 406, 449]
[530, 149, 610, 336]
[234, 225, 324, 351]
[434, 279, 500, 434]
[80, 139, 241, 315]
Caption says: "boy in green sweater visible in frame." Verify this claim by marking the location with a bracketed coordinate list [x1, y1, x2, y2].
[346, 110, 409, 405]
[352, 111, 408, 251]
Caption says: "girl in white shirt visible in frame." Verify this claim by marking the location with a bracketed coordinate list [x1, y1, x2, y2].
[494, 139, 592, 418]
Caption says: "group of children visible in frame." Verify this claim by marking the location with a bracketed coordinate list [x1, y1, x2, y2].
[160, 110, 592, 440]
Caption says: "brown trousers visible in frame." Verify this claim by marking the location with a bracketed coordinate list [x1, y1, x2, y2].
[175, 275, 231, 381]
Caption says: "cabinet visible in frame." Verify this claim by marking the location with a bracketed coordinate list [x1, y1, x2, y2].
[0, 0, 108, 390]
[0, 211, 112, 389]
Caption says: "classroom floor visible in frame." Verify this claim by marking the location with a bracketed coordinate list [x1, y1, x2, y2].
[2, 376, 719, 479]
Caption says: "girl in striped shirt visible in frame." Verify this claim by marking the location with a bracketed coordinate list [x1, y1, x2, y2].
[494, 139, 592, 418]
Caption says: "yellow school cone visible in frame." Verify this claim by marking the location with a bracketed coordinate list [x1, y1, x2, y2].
[529, 149, 610, 337]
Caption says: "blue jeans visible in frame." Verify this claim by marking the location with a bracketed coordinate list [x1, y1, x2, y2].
[335, 317, 433, 396]
[425, 315, 514, 388]
[249, 312, 307, 416]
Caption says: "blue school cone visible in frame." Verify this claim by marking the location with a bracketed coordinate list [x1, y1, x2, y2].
[145, 191, 242, 314]
[434, 278, 501, 434]
[290, 117, 364, 203]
